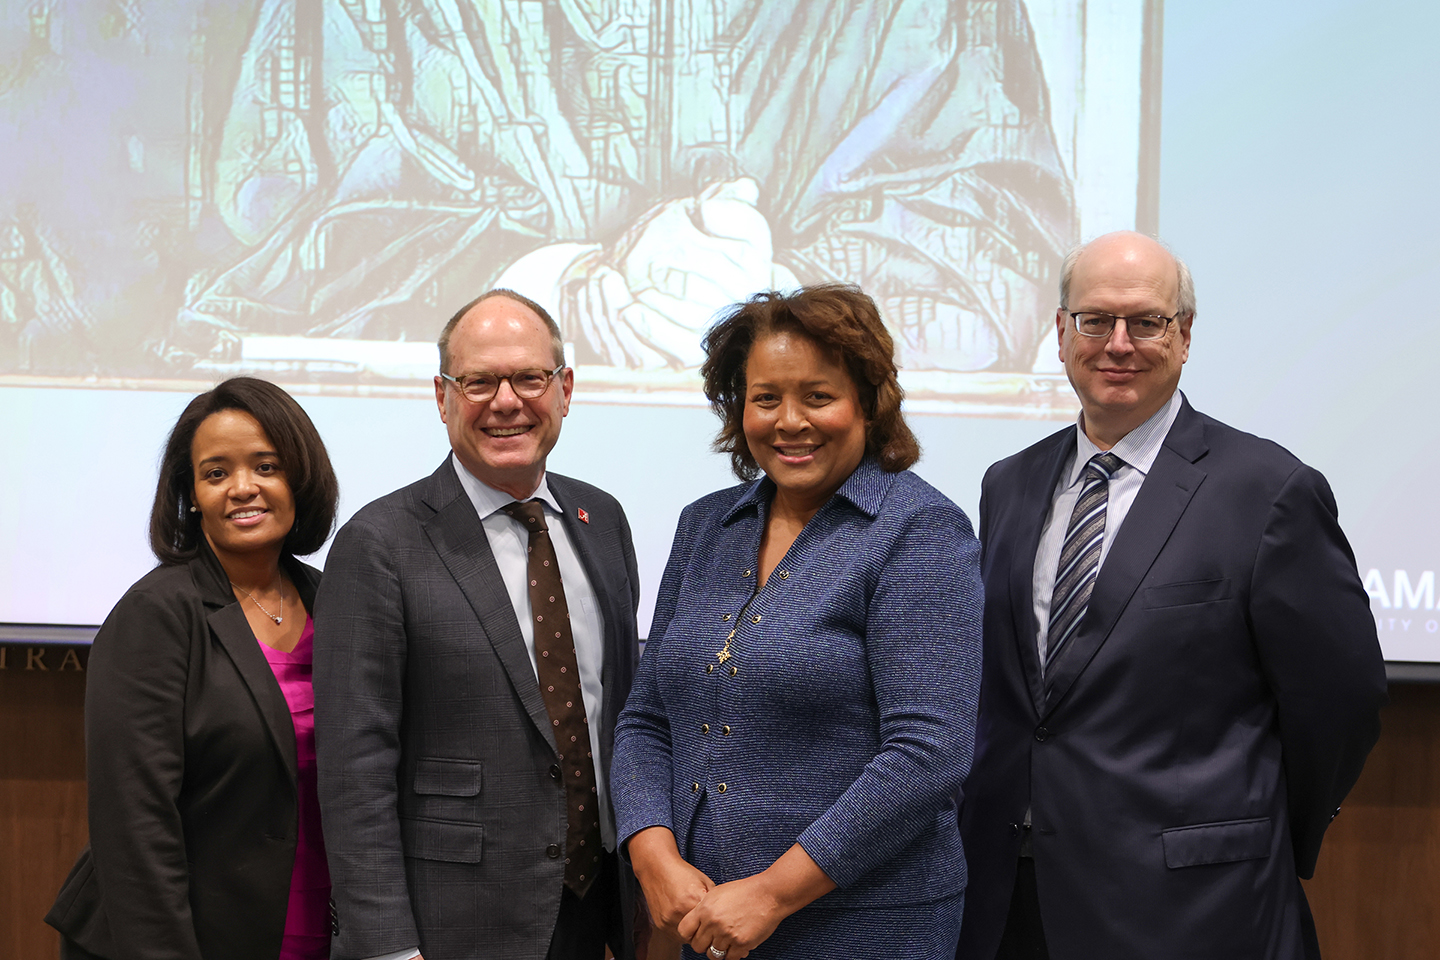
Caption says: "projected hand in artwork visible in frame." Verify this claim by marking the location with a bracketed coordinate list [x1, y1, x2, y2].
[497, 179, 799, 370]
[161, 0, 1075, 381]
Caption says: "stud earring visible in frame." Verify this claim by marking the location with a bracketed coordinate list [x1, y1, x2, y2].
[189, 505, 198, 513]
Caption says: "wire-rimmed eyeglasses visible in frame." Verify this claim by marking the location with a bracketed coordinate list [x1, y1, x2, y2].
[1067, 312, 1178, 340]
[439, 365, 566, 403]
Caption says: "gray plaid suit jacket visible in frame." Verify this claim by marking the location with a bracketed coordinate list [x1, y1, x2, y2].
[314, 458, 641, 960]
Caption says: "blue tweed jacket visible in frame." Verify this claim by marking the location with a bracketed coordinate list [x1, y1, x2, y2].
[611, 458, 983, 909]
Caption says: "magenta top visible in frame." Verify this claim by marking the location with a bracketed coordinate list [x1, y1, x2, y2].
[259, 617, 331, 960]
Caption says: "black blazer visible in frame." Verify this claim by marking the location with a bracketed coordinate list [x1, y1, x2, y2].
[46, 542, 322, 960]
[314, 460, 642, 960]
[957, 398, 1387, 960]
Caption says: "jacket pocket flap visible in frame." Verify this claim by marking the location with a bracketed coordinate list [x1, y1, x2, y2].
[413, 758, 482, 796]
[400, 817, 484, 863]
[1145, 578, 1232, 608]
[1162, 817, 1271, 868]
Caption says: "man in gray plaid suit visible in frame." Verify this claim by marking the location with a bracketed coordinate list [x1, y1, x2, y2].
[314, 289, 642, 960]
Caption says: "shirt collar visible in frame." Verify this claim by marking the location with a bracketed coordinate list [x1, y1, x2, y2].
[1068, 389, 1183, 487]
[722, 456, 890, 525]
[451, 453, 562, 519]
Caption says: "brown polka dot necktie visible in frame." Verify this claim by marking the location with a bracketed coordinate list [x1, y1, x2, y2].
[501, 499, 602, 897]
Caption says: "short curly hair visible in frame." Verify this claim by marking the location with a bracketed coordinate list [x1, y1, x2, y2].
[701, 284, 920, 480]
[150, 377, 339, 564]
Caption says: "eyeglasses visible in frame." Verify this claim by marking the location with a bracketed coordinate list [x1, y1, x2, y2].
[1067, 312, 1178, 340]
[439, 365, 565, 403]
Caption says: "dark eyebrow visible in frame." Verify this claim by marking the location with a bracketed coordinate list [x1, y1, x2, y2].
[748, 379, 843, 389]
[195, 450, 280, 467]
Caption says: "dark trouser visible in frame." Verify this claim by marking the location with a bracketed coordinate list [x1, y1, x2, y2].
[996, 857, 1050, 960]
[548, 849, 624, 960]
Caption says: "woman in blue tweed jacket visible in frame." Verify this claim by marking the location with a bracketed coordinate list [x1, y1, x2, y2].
[611, 285, 983, 960]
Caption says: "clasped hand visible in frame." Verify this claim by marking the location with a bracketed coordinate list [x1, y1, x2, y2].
[676, 875, 786, 959]
[631, 827, 831, 958]
[643, 864, 783, 960]
[630, 827, 784, 958]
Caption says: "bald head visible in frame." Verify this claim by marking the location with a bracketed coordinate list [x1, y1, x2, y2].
[1060, 232, 1195, 321]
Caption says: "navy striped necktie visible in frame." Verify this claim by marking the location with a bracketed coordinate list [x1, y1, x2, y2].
[1045, 452, 1125, 693]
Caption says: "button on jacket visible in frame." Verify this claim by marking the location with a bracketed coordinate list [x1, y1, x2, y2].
[611, 458, 983, 909]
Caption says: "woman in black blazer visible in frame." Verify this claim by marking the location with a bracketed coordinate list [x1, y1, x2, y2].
[46, 377, 339, 960]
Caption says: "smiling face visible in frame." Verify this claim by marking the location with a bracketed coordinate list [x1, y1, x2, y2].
[743, 330, 868, 516]
[190, 409, 296, 566]
[1057, 232, 1192, 448]
[435, 296, 572, 499]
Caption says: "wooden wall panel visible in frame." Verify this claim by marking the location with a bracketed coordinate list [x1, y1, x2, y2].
[1306, 682, 1440, 959]
[0, 647, 88, 960]
[2, 646, 1438, 960]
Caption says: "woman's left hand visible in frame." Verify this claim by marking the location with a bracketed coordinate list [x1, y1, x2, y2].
[677, 874, 786, 960]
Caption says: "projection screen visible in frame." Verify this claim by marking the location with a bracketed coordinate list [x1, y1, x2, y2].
[2, 0, 1436, 667]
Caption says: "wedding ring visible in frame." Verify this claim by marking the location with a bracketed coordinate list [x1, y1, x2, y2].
[707, 947, 727, 960]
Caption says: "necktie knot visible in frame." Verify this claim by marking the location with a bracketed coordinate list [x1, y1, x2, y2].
[502, 499, 549, 533]
[1085, 452, 1125, 483]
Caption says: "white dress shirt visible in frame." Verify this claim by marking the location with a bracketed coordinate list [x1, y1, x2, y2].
[1031, 390, 1183, 673]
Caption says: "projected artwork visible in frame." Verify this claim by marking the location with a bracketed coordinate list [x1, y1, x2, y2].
[0, 0, 1155, 411]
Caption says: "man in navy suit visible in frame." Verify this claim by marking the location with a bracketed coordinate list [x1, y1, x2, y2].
[958, 232, 1386, 960]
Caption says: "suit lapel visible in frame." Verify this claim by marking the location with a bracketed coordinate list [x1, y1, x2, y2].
[420, 463, 554, 745]
[1008, 431, 1075, 716]
[1041, 402, 1209, 718]
[283, 554, 321, 614]
[193, 546, 298, 786]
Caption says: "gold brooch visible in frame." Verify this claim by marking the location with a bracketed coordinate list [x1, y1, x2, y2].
[716, 627, 736, 664]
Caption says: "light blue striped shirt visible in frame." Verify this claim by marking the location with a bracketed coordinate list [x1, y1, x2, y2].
[1032, 390, 1184, 669]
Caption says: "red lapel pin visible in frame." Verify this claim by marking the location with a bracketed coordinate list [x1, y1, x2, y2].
[577, 507, 590, 524]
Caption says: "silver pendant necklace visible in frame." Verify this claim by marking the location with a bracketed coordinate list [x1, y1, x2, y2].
[231, 576, 284, 625]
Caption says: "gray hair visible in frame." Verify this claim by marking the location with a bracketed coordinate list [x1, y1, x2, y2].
[1058, 235, 1196, 320]
[437, 288, 565, 373]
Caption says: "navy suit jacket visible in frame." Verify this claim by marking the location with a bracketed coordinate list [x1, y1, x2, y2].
[314, 459, 641, 960]
[957, 398, 1386, 960]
